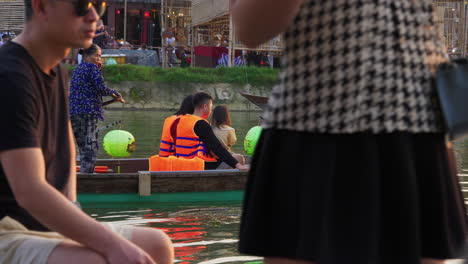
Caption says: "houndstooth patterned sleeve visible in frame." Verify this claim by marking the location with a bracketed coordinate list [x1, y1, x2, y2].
[262, 0, 447, 134]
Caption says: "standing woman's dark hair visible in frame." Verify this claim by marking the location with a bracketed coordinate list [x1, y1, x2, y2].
[82, 44, 100, 58]
[175, 95, 194, 115]
[211, 105, 232, 128]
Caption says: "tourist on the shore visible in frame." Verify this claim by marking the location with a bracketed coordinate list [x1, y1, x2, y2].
[175, 92, 249, 170]
[232, 0, 467, 264]
[70, 44, 125, 173]
[165, 32, 178, 66]
[158, 95, 195, 157]
[210, 105, 245, 166]
[0, 2, 173, 264]
[93, 19, 107, 49]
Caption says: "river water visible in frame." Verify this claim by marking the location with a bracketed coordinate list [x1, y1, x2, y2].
[88, 109, 468, 264]
[88, 110, 262, 263]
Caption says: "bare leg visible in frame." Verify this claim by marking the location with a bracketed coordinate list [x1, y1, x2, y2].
[47, 240, 106, 264]
[265, 257, 315, 264]
[130, 227, 174, 264]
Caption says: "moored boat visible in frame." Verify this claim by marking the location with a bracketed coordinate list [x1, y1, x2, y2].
[239, 92, 269, 110]
[77, 158, 248, 204]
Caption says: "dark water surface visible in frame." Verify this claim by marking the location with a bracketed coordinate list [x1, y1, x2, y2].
[84, 202, 262, 264]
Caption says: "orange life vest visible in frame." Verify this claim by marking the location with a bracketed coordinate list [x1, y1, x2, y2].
[175, 115, 217, 162]
[149, 155, 204, 171]
[158, 115, 179, 157]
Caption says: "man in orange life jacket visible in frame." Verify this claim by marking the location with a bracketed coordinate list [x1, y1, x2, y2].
[175, 92, 250, 170]
[158, 95, 194, 157]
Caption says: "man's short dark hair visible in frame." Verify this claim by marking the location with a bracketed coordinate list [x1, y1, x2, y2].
[192, 92, 213, 109]
[2, 34, 8, 40]
[82, 44, 100, 58]
[24, 0, 33, 21]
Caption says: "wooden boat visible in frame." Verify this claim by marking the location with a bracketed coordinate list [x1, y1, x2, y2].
[239, 92, 269, 110]
[77, 158, 248, 204]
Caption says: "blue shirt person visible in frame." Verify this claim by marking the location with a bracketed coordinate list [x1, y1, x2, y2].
[70, 44, 125, 173]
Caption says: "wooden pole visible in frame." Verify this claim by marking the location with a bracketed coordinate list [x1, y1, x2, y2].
[161, 0, 167, 68]
[191, 25, 195, 67]
[123, 0, 127, 43]
[138, 172, 151, 196]
[460, 1, 467, 57]
[228, 15, 234, 67]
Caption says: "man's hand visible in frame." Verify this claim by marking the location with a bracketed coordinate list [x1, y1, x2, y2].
[111, 93, 125, 104]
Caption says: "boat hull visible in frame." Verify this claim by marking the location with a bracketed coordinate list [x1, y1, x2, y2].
[77, 158, 248, 196]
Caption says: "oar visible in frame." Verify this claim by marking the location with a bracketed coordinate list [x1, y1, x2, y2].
[98, 120, 122, 132]
[103, 93, 125, 107]
[102, 99, 116, 107]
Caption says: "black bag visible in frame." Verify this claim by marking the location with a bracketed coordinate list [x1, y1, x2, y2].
[436, 58, 468, 141]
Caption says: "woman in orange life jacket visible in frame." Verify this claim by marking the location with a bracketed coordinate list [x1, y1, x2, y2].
[210, 105, 245, 167]
[175, 92, 249, 170]
[158, 95, 194, 157]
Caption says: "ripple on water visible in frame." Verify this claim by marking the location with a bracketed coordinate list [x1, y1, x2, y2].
[84, 203, 258, 263]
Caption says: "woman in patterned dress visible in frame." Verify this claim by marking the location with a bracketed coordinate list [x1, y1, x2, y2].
[232, 1, 468, 264]
[70, 44, 125, 173]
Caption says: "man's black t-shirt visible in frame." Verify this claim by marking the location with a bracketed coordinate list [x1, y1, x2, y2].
[193, 121, 238, 169]
[0, 42, 72, 231]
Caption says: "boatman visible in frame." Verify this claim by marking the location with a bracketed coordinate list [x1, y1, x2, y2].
[0, 1, 173, 263]
[175, 92, 250, 170]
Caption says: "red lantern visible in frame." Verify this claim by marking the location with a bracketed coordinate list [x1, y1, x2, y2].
[144, 11, 150, 18]
[116, 9, 121, 15]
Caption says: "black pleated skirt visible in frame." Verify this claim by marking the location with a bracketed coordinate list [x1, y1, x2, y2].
[239, 129, 468, 264]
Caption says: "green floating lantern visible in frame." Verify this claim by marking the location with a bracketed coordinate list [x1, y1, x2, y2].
[103, 130, 136, 158]
[244, 126, 262, 157]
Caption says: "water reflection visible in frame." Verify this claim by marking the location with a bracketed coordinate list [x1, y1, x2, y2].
[84, 203, 259, 264]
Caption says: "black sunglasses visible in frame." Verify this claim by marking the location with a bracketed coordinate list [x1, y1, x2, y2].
[58, 0, 107, 17]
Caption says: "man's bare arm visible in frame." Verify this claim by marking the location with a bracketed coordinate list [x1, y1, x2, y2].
[64, 121, 77, 201]
[230, 0, 304, 48]
[0, 148, 155, 263]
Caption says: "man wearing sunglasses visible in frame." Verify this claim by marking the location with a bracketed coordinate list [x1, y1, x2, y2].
[0, 1, 173, 264]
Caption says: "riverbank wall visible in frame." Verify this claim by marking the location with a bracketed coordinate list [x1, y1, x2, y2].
[103, 82, 273, 111]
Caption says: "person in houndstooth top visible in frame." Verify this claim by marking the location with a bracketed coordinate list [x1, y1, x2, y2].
[232, 1, 467, 264]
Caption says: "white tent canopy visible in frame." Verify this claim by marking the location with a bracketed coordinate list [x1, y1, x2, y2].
[191, 0, 229, 26]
